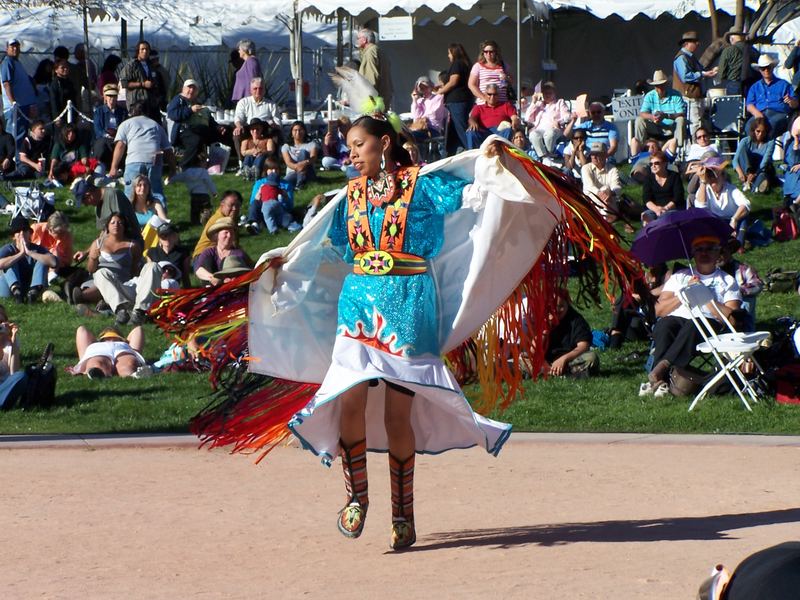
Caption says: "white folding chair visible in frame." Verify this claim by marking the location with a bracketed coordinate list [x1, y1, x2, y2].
[677, 283, 768, 412]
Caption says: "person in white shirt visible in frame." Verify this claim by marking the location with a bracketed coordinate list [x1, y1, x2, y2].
[581, 142, 622, 223]
[695, 160, 751, 244]
[232, 77, 279, 170]
[523, 81, 571, 159]
[409, 76, 447, 142]
[641, 235, 741, 397]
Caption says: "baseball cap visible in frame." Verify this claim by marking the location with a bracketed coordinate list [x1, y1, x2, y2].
[183, 79, 198, 88]
[7, 38, 20, 47]
[102, 83, 118, 96]
[157, 222, 178, 236]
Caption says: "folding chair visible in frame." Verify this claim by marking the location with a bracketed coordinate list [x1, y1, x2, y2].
[707, 95, 745, 158]
[11, 183, 50, 223]
[677, 283, 768, 411]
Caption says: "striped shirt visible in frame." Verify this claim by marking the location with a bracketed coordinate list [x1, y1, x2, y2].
[470, 62, 510, 105]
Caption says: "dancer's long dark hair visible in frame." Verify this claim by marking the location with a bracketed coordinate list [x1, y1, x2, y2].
[351, 115, 413, 167]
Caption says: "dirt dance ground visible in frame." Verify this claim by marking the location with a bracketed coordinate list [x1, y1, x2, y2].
[2, 432, 800, 599]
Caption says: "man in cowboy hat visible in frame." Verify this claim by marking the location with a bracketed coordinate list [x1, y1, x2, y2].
[632, 69, 687, 156]
[673, 30, 717, 136]
[745, 54, 798, 138]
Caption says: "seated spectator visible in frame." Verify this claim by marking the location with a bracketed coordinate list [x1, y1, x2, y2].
[281, 121, 318, 190]
[0, 119, 17, 180]
[641, 150, 685, 223]
[146, 222, 191, 290]
[92, 83, 128, 170]
[193, 217, 252, 286]
[0, 217, 57, 303]
[211, 255, 252, 285]
[568, 101, 619, 159]
[581, 142, 623, 223]
[193, 190, 242, 259]
[321, 116, 357, 177]
[510, 128, 535, 159]
[0, 306, 25, 408]
[88, 213, 160, 325]
[167, 79, 224, 170]
[48, 124, 96, 184]
[783, 120, 800, 207]
[734, 117, 777, 193]
[129, 174, 167, 228]
[641, 236, 741, 398]
[562, 128, 588, 178]
[685, 127, 720, 163]
[719, 238, 763, 332]
[523, 81, 570, 159]
[466, 83, 520, 149]
[544, 290, 598, 378]
[245, 160, 300, 235]
[71, 325, 146, 379]
[409, 76, 447, 142]
[695, 159, 750, 244]
[630, 138, 668, 184]
[609, 263, 670, 348]
[30, 211, 74, 282]
[232, 77, 280, 171]
[745, 55, 798, 139]
[13, 120, 51, 180]
[49, 58, 77, 129]
[239, 119, 276, 180]
[633, 70, 687, 155]
[165, 157, 217, 226]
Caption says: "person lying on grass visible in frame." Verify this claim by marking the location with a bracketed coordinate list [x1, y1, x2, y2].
[69, 325, 146, 379]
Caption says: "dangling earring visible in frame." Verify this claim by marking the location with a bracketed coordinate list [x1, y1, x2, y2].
[380, 151, 386, 171]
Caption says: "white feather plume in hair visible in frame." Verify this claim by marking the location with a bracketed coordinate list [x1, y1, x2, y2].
[330, 66, 385, 116]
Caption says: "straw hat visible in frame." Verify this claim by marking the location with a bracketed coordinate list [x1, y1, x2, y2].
[213, 255, 251, 279]
[206, 217, 236, 238]
[646, 70, 669, 86]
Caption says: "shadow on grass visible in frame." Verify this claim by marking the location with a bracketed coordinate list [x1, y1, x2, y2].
[415, 508, 800, 551]
[52, 383, 170, 408]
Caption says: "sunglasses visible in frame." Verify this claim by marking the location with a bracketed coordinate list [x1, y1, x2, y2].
[483, 49, 496, 54]
[649, 161, 664, 167]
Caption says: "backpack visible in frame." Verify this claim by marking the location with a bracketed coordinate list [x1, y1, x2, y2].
[20, 359, 57, 410]
[774, 363, 800, 405]
[772, 207, 799, 241]
[765, 269, 799, 294]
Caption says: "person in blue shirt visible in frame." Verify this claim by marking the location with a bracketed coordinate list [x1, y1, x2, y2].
[92, 84, 128, 170]
[733, 117, 777, 193]
[632, 69, 687, 156]
[1, 39, 39, 149]
[672, 30, 717, 137]
[783, 38, 800, 95]
[783, 122, 800, 208]
[745, 54, 798, 139]
[567, 101, 618, 159]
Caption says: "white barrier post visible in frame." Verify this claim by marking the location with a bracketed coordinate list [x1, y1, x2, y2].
[66, 100, 74, 125]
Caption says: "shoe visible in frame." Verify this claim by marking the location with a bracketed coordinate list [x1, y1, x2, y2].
[115, 307, 130, 325]
[390, 519, 417, 551]
[338, 438, 369, 539]
[287, 221, 301, 233]
[742, 181, 751, 192]
[337, 501, 369, 539]
[235, 167, 245, 177]
[26, 287, 42, 304]
[86, 367, 106, 379]
[70, 285, 84, 305]
[41, 290, 62, 303]
[653, 381, 671, 398]
[96, 300, 112, 315]
[238, 215, 248, 227]
[129, 309, 148, 325]
[757, 179, 769, 194]
[131, 365, 153, 379]
[75, 303, 91, 317]
[638, 381, 655, 397]
[11, 287, 23, 304]
[199, 208, 212, 225]
[245, 221, 259, 235]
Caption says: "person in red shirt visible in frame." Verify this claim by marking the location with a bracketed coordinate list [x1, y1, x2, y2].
[466, 83, 520, 149]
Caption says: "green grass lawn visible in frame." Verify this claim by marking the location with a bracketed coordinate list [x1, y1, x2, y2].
[1, 163, 800, 436]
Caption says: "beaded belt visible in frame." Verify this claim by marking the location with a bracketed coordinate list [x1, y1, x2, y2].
[353, 251, 427, 276]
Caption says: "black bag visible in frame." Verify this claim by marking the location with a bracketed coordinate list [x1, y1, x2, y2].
[20, 360, 57, 409]
[502, 64, 517, 104]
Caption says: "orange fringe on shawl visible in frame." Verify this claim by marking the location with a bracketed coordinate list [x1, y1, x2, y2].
[445, 144, 643, 414]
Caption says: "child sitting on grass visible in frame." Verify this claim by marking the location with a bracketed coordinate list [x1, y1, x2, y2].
[245, 158, 300, 235]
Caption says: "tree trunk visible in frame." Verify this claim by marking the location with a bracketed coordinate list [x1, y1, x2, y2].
[734, 0, 746, 31]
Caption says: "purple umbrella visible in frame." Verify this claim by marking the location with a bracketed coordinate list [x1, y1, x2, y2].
[630, 208, 733, 267]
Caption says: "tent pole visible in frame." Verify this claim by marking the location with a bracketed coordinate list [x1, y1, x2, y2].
[121, 18, 128, 58]
[337, 9, 344, 67]
[516, 0, 521, 113]
[295, 2, 304, 120]
[139, 19, 143, 43]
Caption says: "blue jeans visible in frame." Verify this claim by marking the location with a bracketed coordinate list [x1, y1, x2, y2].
[243, 154, 268, 176]
[247, 199, 291, 233]
[745, 109, 790, 139]
[0, 258, 49, 296]
[123, 161, 164, 199]
[445, 101, 472, 155]
[0, 371, 27, 409]
[284, 166, 316, 189]
[3, 104, 36, 150]
[466, 126, 513, 150]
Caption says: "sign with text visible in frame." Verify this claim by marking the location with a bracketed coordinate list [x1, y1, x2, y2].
[379, 16, 413, 41]
[611, 95, 643, 121]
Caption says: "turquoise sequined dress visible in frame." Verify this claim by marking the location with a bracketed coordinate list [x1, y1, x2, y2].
[328, 171, 466, 357]
[288, 170, 512, 464]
